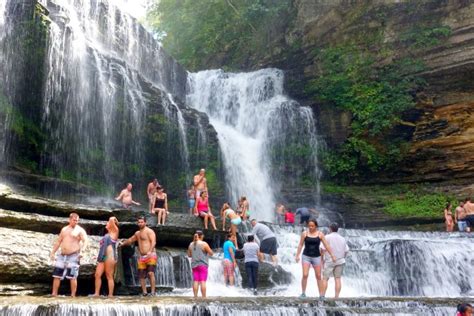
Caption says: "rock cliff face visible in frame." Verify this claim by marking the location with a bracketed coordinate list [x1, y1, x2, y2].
[217, 0, 474, 184]
[290, 0, 474, 183]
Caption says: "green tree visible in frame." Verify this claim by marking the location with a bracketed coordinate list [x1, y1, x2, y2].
[147, 0, 292, 70]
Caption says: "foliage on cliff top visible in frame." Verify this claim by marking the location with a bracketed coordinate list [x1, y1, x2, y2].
[306, 44, 425, 179]
[322, 182, 455, 218]
[307, 19, 450, 181]
[147, 0, 292, 70]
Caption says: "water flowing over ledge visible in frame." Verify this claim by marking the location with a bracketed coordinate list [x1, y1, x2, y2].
[187, 69, 321, 221]
[0, 296, 460, 315]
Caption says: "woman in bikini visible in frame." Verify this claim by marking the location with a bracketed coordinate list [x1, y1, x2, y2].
[444, 202, 454, 232]
[93, 217, 119, 297]
[194, 191, 217, 230]
[295, 219, 336, 299]
[221, 202, 242, 236]
[152, 186, 168, 226]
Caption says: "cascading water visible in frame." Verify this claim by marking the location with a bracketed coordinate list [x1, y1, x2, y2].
[0, 297, 458, 315]
[38, 0, 191, 188]
[187, 69, 321, 220]
[272, 225, 474, 298]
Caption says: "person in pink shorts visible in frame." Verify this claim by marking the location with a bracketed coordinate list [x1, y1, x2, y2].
[187, 230, 214, 298]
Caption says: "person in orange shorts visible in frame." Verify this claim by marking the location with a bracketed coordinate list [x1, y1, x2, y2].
[120, 216, 157, 296]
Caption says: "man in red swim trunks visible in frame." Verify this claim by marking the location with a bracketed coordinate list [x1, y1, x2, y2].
[120, 216, 157, 296]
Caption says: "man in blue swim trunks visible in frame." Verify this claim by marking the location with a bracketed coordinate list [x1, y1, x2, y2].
[50, 212, 88, 297]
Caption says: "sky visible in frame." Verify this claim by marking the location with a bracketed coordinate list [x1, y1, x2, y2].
[114, 0, 153, 20]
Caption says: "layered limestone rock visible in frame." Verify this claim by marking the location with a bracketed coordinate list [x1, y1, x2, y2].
[292, 0, 474, 183]
[0, 227, 99, 284]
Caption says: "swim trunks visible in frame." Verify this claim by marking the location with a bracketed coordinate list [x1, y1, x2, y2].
[52, 252, 80, 280]
[138, 253, 157, 279]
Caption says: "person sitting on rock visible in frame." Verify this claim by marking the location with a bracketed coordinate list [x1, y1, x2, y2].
[115, 183, 140, 209]
[194, 191, 217, 230]
[152, 186, 168, 226]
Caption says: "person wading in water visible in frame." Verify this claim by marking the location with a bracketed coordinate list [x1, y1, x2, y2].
[187, 230, 213, 298]
[295, 219, 336, 299]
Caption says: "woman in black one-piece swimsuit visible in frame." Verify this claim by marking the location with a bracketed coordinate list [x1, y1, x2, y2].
[152, 186, 168, 226]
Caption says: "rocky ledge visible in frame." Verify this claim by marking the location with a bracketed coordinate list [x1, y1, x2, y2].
[0, 184, 293, 296]
[0, 296, 461, 315]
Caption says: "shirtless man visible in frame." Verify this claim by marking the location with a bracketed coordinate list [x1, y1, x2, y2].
[463, 198, 474, 233]
[147, 179, 159, 213]
[120, 216, 157, 296]
[455, 201, 467, 232]
[193, 169, 208, 198]
[116, 183, 141, 209]
[50, 212, 88, 297]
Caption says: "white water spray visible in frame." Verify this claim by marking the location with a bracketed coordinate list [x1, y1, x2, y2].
[187, 69, 321, 221]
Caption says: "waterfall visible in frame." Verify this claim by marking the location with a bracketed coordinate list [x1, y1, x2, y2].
[271, 225, 474, 297]
[38, 0, 191, 188]
[162, 93, 191, 183]
[0, 299, 457, 315]
[187, 69, 321, 220]
[126, 250, 176, 288]
[0, 0, 193, 193]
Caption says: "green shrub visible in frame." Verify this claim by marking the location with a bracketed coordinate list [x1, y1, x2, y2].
[384, 192, 454, 218]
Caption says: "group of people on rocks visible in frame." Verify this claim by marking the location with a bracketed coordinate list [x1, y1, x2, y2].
[275, 203, 319, 226]
[50, 211, 347, 300]
[188, 218, 278, 298]
[444, 198, 474, 232]
[53, 167, 347, 300]
[50, 213, 158, 297]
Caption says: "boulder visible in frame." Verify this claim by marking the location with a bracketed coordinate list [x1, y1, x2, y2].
[237, 261, 293, 289]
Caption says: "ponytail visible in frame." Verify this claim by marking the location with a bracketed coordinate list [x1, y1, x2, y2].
[193, 230, 204, 250]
